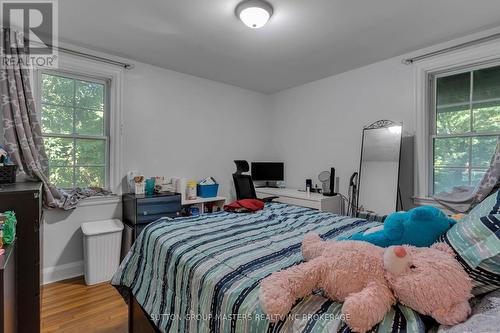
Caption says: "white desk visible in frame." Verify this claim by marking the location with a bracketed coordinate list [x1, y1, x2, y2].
[182, 196, 226, 214]
[255, 187, 342, 214]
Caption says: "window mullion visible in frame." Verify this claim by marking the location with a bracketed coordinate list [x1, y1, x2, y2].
[468, 71, 473, 186]
[430, 75, 437, 194]
[468, 137, 472, 186]
[434, 166, 470, 170]
[41, 133, 107, 140]
[432, 131, 500, 139]
[72, 79, 77, 188]
[469, 71, 474, 134]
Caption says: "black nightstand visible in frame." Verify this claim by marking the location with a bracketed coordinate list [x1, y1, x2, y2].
[121, 192, 181, 259]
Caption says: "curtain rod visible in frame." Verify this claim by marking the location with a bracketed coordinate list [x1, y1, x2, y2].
[403, 32, 500, 65]
[48, 44, 133, 69]
[1, 27, 132, 68]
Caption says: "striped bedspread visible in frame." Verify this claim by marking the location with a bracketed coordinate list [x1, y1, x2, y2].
[112, 203, 425, 333]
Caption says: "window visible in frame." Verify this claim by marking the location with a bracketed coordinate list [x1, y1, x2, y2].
[430, 65, 500, 194]
[40, 72, 109, 189]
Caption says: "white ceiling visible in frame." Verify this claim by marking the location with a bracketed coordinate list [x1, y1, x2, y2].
[59, 0, 500, 93]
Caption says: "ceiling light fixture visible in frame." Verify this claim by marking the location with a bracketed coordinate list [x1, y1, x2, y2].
[236, 0, 273, 29]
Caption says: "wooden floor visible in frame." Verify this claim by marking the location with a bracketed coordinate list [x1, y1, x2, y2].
[41, 276, 128, 333]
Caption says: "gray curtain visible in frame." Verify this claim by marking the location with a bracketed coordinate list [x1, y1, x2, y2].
[434, 136, 500, 213]
[1, 29, 109, 209]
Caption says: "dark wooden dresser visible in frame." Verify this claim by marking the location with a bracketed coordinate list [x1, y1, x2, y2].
[0, 241, 16, 333]
[0, 182, 42, 333]
[121, 192, 181, 259]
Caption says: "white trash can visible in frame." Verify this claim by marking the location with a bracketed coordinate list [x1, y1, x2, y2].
[81, 219, 124, 285]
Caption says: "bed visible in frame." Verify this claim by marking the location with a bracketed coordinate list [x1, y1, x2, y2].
[112, 202, 427, 333]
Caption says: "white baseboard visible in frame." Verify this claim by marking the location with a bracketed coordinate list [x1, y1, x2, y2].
[42, 261, 84, 285]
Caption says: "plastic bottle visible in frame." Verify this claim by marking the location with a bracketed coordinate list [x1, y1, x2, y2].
[187, 181, 197, 200]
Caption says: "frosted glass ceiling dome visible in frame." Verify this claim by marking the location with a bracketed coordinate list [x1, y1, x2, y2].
[236, 0, 273, 29]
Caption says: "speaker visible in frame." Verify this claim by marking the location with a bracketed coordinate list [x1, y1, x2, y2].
[324, 167, 337, 196]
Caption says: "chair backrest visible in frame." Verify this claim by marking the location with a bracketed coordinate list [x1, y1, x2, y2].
[232, 173, 257, 200]
[234, 160, 250, 174]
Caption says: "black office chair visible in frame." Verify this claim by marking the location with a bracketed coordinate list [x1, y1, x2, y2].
[232, 160, 278, 202]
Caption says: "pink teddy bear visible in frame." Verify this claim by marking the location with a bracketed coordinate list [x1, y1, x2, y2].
[260, 233, 473, 333]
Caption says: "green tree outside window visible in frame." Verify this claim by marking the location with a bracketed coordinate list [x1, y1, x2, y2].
[433, 65, 500, 194]
[41, 73, 108, 189]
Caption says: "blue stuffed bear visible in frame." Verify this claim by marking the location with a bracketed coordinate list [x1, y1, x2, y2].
[344, 206, 456, 247]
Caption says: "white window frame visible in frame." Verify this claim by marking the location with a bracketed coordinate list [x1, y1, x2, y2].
[428, 64, 500, 194]
[414, 38, 500, 198]
[37, 70, 110, 189]
[33, 53, 124, 195]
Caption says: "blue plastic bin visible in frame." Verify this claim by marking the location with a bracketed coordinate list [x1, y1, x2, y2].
[197, 184, 219, 198]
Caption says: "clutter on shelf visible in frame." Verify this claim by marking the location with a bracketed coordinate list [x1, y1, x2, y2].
[199, 177, 217, 185]
[187, 180, 197, 200]
[197, 177, 219, 198]
[0, 145, 16, 184]
[0, 146, 10, 165]
[0, 211, 16, 254]
[134, 175, 145, 195]
[153, 176, 175, 193]
[145, 178, 155, 195]
[125, 172, 220, 203]
[189, 206, 200, 216]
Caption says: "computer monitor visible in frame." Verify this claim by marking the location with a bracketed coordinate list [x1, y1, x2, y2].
[251, 162, 284, 184]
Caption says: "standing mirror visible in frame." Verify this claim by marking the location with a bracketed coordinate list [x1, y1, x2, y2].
[357, 120, 402, 215]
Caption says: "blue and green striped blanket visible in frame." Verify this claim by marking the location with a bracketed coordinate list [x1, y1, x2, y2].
[112, 203, 425, 333]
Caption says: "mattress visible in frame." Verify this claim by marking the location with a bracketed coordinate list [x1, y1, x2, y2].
[112, 202, 425, 333]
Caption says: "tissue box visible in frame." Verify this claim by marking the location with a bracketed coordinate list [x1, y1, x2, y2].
[197, 184, 219, 198]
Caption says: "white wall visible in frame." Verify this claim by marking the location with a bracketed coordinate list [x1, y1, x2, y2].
[268, 56, 413, 195]
[4, 26, 499, 283]
[39, 60, 272, 283]
[268, 27, 500, 201]
[43, 200, 122, 283]
[122, 62, 272, 198]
